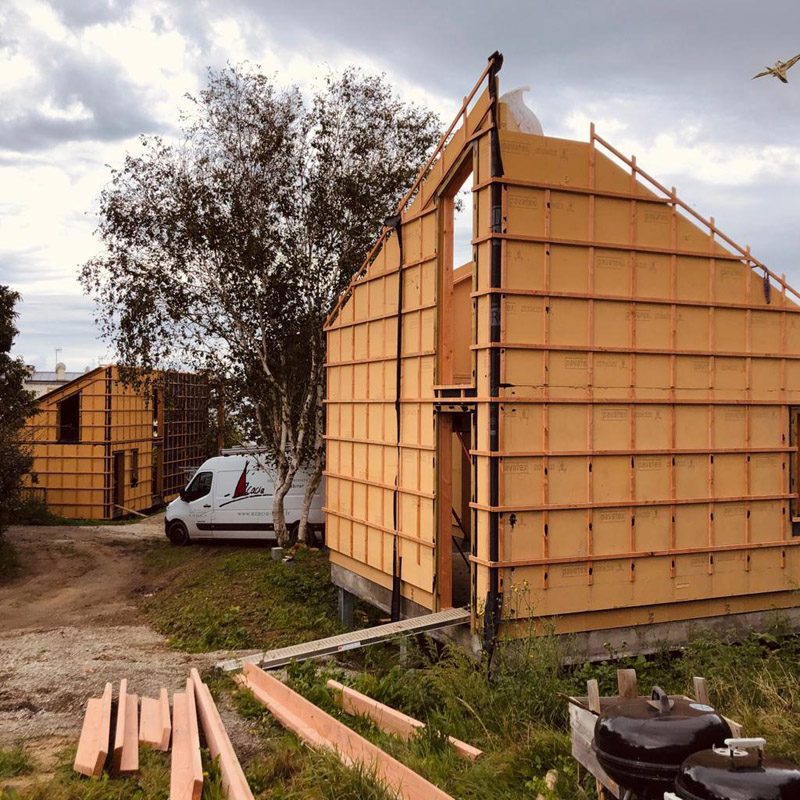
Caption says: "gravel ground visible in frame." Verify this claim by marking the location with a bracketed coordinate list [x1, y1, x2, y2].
[0, 516, 259, 755]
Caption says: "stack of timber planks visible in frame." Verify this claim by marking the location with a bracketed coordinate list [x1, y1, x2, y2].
[73, 672, 253, 800]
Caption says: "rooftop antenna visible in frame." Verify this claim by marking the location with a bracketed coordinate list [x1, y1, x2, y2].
[55, 347, 62, 368]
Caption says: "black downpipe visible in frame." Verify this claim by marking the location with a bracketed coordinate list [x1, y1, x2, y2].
[386, 214, 404, 622]
[484, 51, 505, 656]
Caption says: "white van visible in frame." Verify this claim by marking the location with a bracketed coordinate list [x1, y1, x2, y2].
[164, 455, 325, 545]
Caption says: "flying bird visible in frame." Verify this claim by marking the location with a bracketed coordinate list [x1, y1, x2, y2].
[753, 54, 800, 83]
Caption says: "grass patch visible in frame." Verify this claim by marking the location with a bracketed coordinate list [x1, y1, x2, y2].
[0, 747, 32, 779]
[139, 544, 348, 652]
[1, 747, 169, 799]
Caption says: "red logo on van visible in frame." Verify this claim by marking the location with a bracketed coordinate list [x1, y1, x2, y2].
[219, 463, 268, 507]
[233, 464, 248, 498]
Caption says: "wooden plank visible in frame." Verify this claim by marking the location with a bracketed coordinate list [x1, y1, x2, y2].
[239, 663, 455, 800]
[217, 607, 469, 672]
[171, 687, 203, 800]
[190, 668, 253, 800]
[616, 669, 637, 698]
[112, 680, 139, 774]
[140, 689, 171, 751]
[327, 680, 482, 761]
[586, 679, 601, 713]
[692, 676, 710, 706]
[159, 687, 172, 750]
[568, 702, 620, 798]
[74, 682, 112, 777]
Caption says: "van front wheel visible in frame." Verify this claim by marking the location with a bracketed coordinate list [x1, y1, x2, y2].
[167, 520, 190, 546]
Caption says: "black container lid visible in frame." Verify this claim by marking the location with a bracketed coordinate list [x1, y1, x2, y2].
[675, 738, 800, 800]
[594, 687, 732, 767]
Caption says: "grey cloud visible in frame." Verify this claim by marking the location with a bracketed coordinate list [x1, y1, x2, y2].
[0, 43, 160, 152]
[44, 0, 135, 30]
[222, 0, 800, 148]
[11, 294, 104, 369]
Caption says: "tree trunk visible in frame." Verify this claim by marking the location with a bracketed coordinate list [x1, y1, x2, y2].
[298, 458, 323, 546]
[272, 468, 296, 547]
[298, 364, 325, 545]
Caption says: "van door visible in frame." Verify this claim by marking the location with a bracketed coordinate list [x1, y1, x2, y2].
[183, 470, 214, 537]
[213, 460, 273, 538]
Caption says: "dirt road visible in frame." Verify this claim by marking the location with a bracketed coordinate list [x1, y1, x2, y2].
[0, 516, 223, 745]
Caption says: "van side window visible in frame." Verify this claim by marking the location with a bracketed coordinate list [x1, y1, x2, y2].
[186, 471, 213, 500]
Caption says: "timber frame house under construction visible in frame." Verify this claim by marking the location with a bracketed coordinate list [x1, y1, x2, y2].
[323, 53, 800, 653]
[23, 366, 209, 520]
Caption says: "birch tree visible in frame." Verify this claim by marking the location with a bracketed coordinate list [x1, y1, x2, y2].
[81, 65, 439, 545]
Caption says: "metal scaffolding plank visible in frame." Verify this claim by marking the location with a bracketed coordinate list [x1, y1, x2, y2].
[217, 607, 469, 672]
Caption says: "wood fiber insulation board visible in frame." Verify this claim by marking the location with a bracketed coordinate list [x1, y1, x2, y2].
[140, 687, 171, 751]
[190, 668, 253, 800]
[112, 679, 139, 774]
[73, 681, 112, 777]
[238, 663, 454, 800]
[327, 679, 482, 761]
[170, 681, 203, 800]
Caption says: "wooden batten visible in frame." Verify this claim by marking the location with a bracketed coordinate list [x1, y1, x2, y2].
[112, 680, 139, 774]
[190, 669, 253, 800]
[328, 679, 482, 760]
[171, 681, 203, 800]
[140, 687, 171, 751]
[74, 682, 113, 778]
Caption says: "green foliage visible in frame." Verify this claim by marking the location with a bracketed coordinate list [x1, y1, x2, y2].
[0, 746, 32, 778]
[0, 539, 20, 582]
[141, 544, 341, 651]
[13, 495, 62, 526]
[0, 286, 36, 535]
[3, 747, 169, 799]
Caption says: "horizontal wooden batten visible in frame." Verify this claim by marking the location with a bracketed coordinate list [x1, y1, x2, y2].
[472, 287, 800, 314]
[326, 350, 436, 368]
[471, 342, 800, 360]
[474, 230, 757, 263]
[324, 434, 435, 452]
[471, 447, 796, 458]
[472, 175, 674, 204]
[470, 493, 792, 513]
[471, 537, 799, 570]
[324, 470, 435, 501]
[326, 302, 438, 333]
[323, 508, 435, 549]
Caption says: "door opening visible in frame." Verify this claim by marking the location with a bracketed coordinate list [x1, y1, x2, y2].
[437, 410, 473, 609]
[112, 451, 125, 518]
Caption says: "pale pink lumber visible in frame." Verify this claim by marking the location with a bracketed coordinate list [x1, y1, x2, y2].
[327, 679, 482, 761]
[73, 681, 113, 777]
[140, 688, 171, 751]
[239, 662, 454, 800]
[190, 668, 253, 800]
[170, 680, 203, 800]
[112, 679, 139, 774]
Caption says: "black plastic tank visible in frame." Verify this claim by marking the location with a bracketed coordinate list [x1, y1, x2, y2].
[669, 738, 800, 800]
[593, 687, 732, 799]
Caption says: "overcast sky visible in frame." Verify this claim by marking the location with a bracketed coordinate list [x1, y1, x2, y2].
[2, 0, 800, 370]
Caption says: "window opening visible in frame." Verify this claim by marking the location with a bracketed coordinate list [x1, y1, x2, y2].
[57, 392, 80, 443]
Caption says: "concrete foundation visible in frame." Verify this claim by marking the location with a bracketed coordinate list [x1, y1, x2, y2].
[331, 564, 800, 663]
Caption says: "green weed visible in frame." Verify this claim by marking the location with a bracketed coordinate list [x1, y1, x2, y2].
[0, 746, 32, 778]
